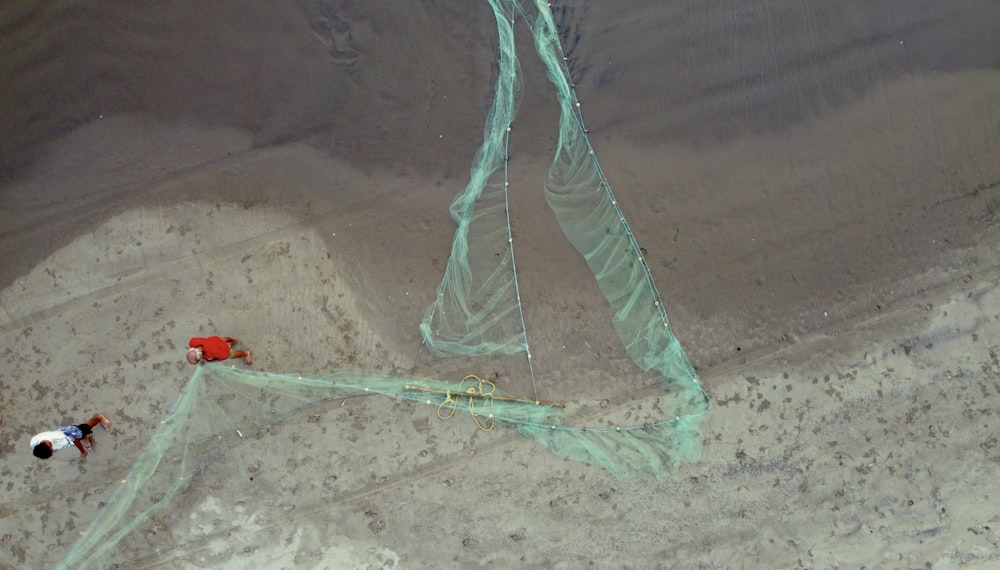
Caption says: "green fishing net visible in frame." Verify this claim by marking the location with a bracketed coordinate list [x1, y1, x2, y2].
[60, 1, 709, 566]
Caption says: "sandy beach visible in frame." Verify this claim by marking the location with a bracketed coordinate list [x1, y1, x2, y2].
[2, 2, 1000, 568]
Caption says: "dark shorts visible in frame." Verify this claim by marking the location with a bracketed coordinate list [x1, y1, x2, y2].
[77, 423, 93, 437]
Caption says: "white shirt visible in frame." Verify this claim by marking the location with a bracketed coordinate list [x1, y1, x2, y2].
[30, 429, 75, 451]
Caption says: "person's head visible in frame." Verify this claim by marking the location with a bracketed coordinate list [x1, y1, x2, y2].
[33, 441, 53, 459]
[186, 347, 202, 365]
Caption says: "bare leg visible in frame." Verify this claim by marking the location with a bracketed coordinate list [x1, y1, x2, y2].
[231, 349, 252, 365]
[223, 337, 240, 346]
[85, 413, 112, 432]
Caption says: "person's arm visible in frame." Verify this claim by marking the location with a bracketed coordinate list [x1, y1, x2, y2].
[74, 438, 88, 459]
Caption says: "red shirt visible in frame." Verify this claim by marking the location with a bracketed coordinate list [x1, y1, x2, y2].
[189, 336, 231, 361]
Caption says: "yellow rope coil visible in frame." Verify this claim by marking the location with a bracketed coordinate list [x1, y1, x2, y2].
[437, 374, 496, 431]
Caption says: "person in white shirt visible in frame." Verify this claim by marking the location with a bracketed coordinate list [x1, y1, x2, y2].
[31, 414, 112, 460]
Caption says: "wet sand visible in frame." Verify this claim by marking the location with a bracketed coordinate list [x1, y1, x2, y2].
[2, 1, 1000, 567]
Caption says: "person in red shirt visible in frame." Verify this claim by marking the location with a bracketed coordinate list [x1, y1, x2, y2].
[187, 336, 252, 366]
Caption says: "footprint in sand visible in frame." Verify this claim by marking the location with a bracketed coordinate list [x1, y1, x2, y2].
[300, 0, 361, 67]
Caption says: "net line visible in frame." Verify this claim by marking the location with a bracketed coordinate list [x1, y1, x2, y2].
[417, 0, 540, 400]
[58, 1, 711, 566]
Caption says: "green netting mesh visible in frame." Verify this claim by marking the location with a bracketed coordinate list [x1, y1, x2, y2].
[419, 0, 528, 361]
[60, 0, 709, 566]
[529, 4, 705, 388]
[59, 365, 566, 568]
[419, 0, 709, 473]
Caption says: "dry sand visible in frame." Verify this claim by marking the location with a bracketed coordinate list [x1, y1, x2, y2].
[2, 1, 1000, 568]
